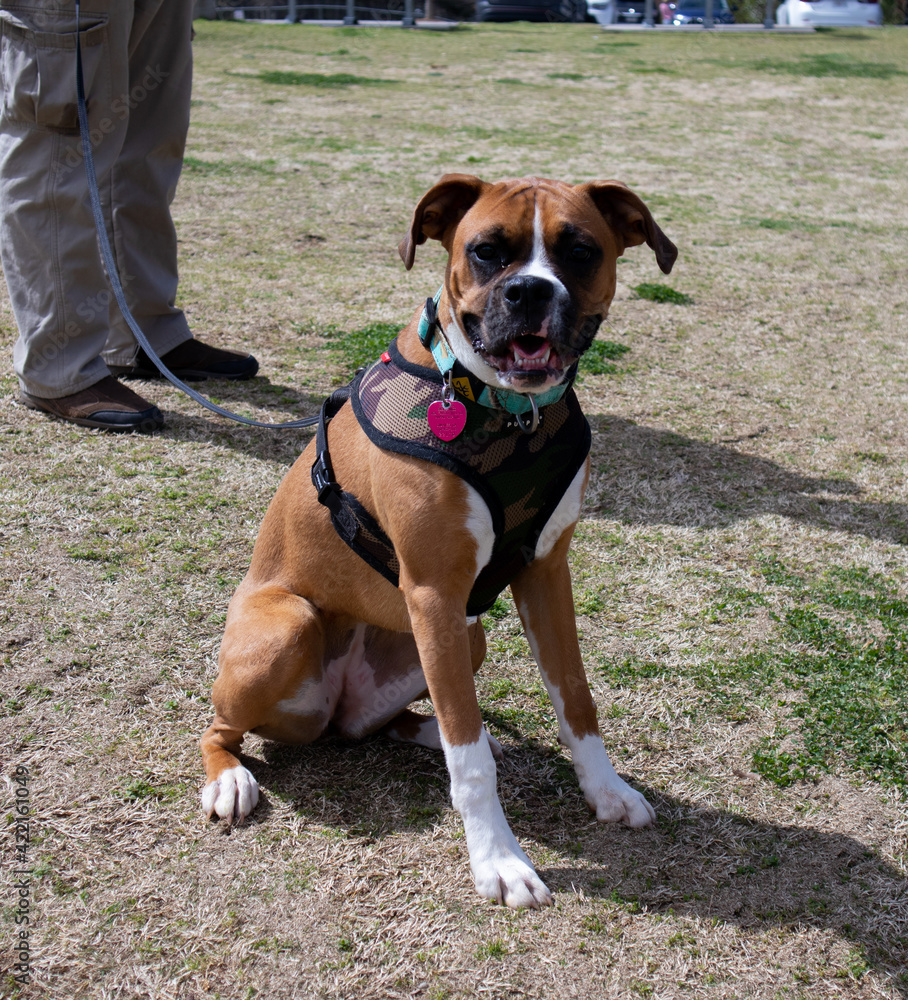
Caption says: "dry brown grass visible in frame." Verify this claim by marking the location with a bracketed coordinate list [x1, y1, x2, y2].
[2, 20, 907, 1000]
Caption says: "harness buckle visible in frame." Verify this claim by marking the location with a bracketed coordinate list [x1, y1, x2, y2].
[420, 296, 439, 349]
[312, 451, 342, 512]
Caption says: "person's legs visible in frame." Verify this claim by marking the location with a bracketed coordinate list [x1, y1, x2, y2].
[100, 0, 193, 366]
[103, 0, 257, 381]
[1, 0, 255, 431]
[1, 1, 134, 398]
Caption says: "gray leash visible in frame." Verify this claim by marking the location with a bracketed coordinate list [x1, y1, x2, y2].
[74, 0, 318, 430]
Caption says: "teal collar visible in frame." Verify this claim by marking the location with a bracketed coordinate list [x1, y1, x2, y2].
[417, 287, 575, 417]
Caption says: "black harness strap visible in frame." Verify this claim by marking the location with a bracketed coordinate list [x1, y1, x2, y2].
[311, 382, 400, 588]
[312, 352, 590, 617]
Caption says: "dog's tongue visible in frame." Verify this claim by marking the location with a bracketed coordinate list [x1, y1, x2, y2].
[512, 336, 551, 361]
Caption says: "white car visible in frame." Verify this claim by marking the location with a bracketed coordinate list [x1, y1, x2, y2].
[775, 0, 882, 26]
[587, 0, 618, 23]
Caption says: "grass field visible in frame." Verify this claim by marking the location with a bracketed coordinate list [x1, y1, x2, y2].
[2, 19, 907, 1000]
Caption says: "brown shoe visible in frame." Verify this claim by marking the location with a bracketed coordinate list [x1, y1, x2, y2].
[20, 376, 164, 433]
[109, 338, 259, 381]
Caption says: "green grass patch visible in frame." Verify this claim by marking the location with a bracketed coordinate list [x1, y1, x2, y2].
[746, 563, 908, 791]
[485, 595, 512, 621]
[116, 778, 182, 803]
[259, 70, 391, 88]
[324, 321, 402, 379]
[633, 283, 692, 306]
[752, 54, 906, 80]
[627, 64, 678, 75]
[757, 218, 806, 232]
[580, 340, 631, 376]
[600, 560, 908, 792]
[183, 155, 276, 177]
[751, 216, 827, 234]
[475, 939, 508, 960]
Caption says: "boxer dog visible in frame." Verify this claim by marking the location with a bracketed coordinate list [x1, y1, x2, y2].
[200, 175, 677, 908]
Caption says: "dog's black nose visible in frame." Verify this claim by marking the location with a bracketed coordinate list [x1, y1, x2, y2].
[502, 275, 554, 311]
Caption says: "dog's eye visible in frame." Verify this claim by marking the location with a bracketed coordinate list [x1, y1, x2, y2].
[473, 244, 499, 262]
[570, 245, 593, 262]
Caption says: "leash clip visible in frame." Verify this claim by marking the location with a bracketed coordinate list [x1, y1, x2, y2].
[441, 369, 455, 405]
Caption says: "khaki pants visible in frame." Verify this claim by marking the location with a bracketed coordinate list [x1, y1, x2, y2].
[0, 0, 193, 398]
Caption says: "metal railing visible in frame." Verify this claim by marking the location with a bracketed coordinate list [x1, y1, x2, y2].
[196, 0, 422, 23]
[287, 0, 418, 23]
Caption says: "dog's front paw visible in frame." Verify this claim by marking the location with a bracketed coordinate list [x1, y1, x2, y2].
[588, 777, 655, 828]
[472, 849, 553, 909]
[570, 736, 656, 828]
[201, 765, 259, 824]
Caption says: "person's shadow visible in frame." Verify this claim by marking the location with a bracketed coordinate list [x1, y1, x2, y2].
[233, 732, 907, 995]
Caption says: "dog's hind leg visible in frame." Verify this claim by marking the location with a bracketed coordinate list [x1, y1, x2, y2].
[200, 583, 333, 823]
[381, 620, 501, 757]
[384, 710, 504, 759]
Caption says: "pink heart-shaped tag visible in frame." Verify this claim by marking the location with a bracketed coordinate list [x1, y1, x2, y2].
[427, 399, 467, 441]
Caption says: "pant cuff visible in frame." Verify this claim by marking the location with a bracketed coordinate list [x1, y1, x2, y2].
[102, 331, 193, 368]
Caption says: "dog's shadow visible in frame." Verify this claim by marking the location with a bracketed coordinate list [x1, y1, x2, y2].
[239, 731, 907, 994]
[159, 391, 906, 547]
[584, 414, 906, 546]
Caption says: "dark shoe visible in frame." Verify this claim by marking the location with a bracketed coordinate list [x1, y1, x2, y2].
[110, 339, 259, 381]
[20, 376, 164, 433]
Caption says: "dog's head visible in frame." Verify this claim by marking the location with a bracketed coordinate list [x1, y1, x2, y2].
[400, 174, 677, 395]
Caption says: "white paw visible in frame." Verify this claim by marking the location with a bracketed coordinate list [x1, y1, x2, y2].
[201, 765, 259, 824]
[471, 847, 553, 909]
[570, 735, 655, 827]
[588, 777, 655, 828]
[444, 738, 548, 909]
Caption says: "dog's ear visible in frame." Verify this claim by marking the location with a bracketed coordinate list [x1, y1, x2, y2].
[398, 174, 488, 270]
[578, 180, 678, 275]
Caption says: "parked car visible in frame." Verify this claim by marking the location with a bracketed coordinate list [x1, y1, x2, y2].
[614, 0, 649, 21]
[666, 0, 734, 23]
[585, 0, 659, 23]
[586, 0, 712, 24]
[475, 0, 587, 19]
[586, 0, 618, 22]
[774, 0, 882, 25]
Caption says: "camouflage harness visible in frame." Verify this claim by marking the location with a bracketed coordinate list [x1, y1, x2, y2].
[311, 306, 591, 617]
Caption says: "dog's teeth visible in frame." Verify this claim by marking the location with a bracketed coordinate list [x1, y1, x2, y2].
[513, 347, 551, 371]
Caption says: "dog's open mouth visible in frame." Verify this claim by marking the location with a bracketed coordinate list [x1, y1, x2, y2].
[473, 333, 572, 385]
